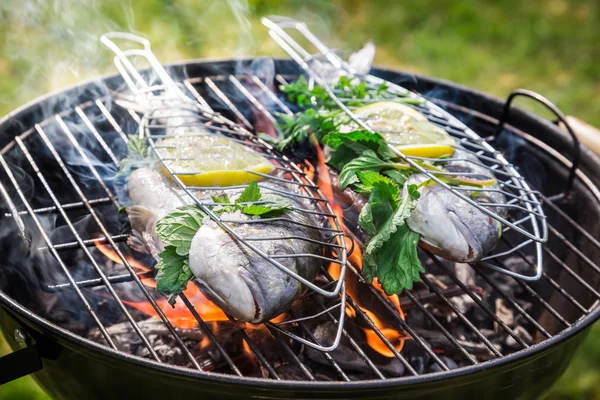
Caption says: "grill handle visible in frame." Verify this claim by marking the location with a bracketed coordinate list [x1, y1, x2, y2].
[497, 89, 581, 199]
[0, 309, 43, 385]
[0, 341, 42, 385]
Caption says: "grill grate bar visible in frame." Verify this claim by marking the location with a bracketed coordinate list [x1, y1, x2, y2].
[427, 253, 529, 348]
[543, 243, 600, 300]
[403, 290, 479, 364]
[229, 76, 277, 124]
[249, 74, 293, 115]
[358, 273, 450, 371]
[55, 115, 119, 206]
[95, 100, 129, 143]
[183, 79, 214, 112]
[547, 223, 600, 277]
[542, 194, 600, 250]
[177, 294, 244, 377]
[5, 196, 112, 217]
[419, 274, 503, 357]
[31, 124, 204, 368]
[270, 327, 316, 381]
[311, 294, 388, 379]
[291, 310, 352, 381]
[38, 233, 128, 252]
[46, 271, 154, 292]
[0, 153, 118, 349]
[204, 77, 253, 129]
[24, 128, 163, 363]
[75, 107, 121, 166]
[497, 238, 575, 326]
[473, 268, 552, 338]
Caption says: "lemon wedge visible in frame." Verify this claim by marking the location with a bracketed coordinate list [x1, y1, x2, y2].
[341, 101, 456, 158]
[155, 134, 275, 187]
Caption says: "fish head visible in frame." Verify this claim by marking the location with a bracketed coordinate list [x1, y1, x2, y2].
[188, 214, 311, 323]
[405, 175, 503, 262]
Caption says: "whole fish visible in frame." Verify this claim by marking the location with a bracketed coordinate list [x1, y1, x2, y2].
[126, 167, 323, 323]
[327, 149, 505, 263]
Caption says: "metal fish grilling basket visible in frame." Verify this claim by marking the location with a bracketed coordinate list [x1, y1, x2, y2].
[100, 32, 350, 351]
[262, 16, 548, 281]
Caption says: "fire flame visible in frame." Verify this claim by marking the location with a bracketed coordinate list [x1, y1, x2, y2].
[95, 241, 283, 362]
[95, 241, 227, 329]
[310, 138, 407, 357]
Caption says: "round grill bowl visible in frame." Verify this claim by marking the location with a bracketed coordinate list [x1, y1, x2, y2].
[1, 59, 599, 400]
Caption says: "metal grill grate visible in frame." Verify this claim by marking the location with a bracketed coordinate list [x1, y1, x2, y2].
[0, 51, 599, 381]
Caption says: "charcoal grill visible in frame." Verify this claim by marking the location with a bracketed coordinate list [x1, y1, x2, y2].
[0, 52, 599, 399]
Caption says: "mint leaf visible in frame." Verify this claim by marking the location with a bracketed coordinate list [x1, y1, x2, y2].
[237, 181, 261, 204]
[155, 246, 194, 304]
[339, 150, 404, 189]
[127, 135, 148, 159]
[355, 170, 396, 195]
[359, 182, 423, 294]
[383, 169, 411, 187]
[155, 205, 206, 256]
[365, 184, 420, 254]
[323, 130, 395, 171]
[375, 227, 423, 295]
[358, 202, 377, 235]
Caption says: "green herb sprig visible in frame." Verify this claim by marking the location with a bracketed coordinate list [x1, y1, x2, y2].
[154, 182, 292, 303]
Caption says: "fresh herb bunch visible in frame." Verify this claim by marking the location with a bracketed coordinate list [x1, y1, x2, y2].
[154, 182, 292, 304]
[280, 75, 416, 110]
[276, 76, 425, 152]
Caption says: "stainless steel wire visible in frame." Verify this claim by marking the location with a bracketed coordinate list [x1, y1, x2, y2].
[100, 32, 349, 352]
[261, 16, 547, 281]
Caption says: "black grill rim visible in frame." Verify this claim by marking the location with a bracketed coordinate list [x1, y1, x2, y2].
[0, 58, 599, 390]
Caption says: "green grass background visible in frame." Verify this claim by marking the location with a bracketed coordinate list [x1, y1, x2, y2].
[0, 0, 598, 398]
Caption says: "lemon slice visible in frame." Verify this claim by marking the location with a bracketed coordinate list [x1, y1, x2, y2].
[340, 101, 456, 158]
[155, 134, 275, 187]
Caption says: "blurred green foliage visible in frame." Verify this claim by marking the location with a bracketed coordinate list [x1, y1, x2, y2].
[0, 0, 598, 399]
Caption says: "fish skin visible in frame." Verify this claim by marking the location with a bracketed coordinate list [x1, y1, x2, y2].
[326, 149, 506, 263]
[127, 167, 323, 323]
[189, 210, 322, 323]
[404, 149, 506, 262]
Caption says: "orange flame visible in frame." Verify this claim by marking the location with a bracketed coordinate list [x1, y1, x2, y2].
[94, 241, 228, 329]
[310, 139, 406, 358]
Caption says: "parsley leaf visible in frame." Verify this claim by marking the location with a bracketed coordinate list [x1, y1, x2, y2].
[127, 135, 148, 159]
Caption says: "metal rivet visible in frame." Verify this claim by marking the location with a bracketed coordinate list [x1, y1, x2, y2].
[13, 328, 30, 349]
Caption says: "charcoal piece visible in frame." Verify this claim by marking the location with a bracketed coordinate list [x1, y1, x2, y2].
[428, 356, 459, 373]
[305, 322, 405, 377]
[401, 340, 431, 375]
